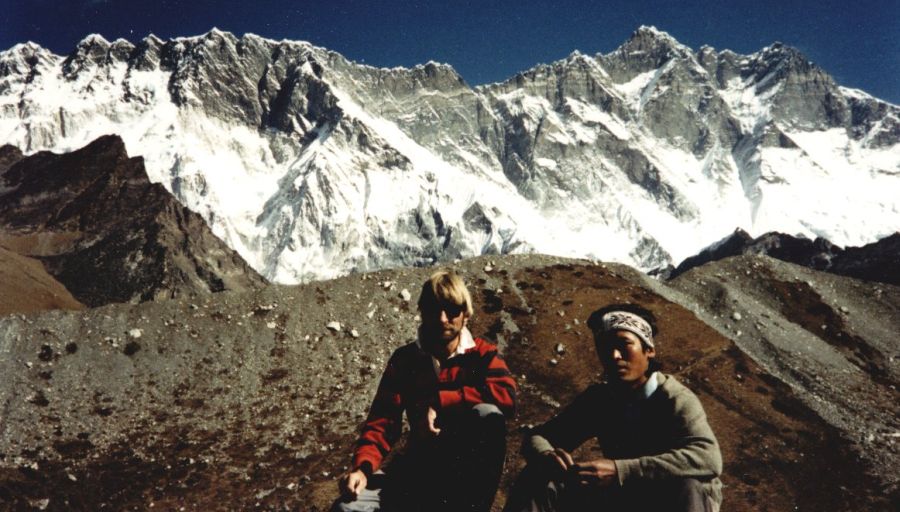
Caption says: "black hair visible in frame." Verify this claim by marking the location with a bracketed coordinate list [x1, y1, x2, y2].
[587, 303, 662, 376]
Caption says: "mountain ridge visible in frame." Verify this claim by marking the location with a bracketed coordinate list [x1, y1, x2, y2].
[1, 26, 897, 283]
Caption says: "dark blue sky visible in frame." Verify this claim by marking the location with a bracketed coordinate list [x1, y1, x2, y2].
[4, 0, 899, 104]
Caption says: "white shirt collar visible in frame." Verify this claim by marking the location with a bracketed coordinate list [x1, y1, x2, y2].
[418, 327, 475, 376]
[640, 371, 660, 399]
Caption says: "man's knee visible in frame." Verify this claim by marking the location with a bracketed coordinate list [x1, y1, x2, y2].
[643, 478, 710, 512]
[472, 402, 504, 419]
[330, 496, 379, 512]
[470, 403, 506, 436]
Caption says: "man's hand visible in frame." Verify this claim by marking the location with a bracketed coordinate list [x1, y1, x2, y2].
[539, 447, 574, 480]
[572, 458, 617, 487]
[426, 406, 441, 435]
[412, 405, 441, 440]
[338, 469, 368, 498]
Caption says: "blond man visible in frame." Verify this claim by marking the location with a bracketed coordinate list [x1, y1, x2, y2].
[333, 270, 517, 512]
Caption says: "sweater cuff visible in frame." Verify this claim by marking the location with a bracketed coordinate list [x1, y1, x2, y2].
[614, 458, 642, 486]
[355, 461, 374, 478]
[438, 389, 463, 409]
[526, 434, 554, 459]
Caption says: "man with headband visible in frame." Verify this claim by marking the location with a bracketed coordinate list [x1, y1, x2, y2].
[504, 304, 722, 512]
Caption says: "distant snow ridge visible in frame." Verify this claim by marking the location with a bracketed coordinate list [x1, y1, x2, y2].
[1, 26, 897, 283]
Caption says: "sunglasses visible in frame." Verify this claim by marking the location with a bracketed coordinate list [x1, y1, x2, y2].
[421, 302, 466, 318]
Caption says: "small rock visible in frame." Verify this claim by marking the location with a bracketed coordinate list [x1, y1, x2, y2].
[555, 343, 566, 354]
[287, 482, 298, 491]
[840, 306, 849, 314]
[266, 322, 277, 329]
[381, 281, 393, 290]
[731, 312, 742, 321]
[366, 309, 376, 319]
[549, 358, 559, 366]
[484, 265, 493, 272]
[350, 329, 360, 338]
[128, 329, 142, 339]
[557, 310, 565, 317]
[326, 321, 342, 332]
[400, 289, 411, 302]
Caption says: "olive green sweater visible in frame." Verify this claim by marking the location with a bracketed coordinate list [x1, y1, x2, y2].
[526, 373, 722, 505]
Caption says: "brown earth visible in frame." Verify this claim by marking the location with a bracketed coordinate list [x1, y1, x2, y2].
[0, 254, 895, 511]
[0, 246, 84, 316]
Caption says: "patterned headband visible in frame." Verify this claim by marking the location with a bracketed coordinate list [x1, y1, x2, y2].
[600, 311, 654, 348]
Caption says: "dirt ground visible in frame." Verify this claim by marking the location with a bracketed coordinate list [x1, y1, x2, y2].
[0, 255, 896, 510]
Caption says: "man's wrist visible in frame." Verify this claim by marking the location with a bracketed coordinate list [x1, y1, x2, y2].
[355, 461, 374, 478]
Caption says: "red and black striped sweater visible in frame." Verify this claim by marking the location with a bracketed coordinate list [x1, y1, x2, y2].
[352, 334, 517, 474]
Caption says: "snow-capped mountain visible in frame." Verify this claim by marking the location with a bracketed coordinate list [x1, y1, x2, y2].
[1, 26, 897, 283]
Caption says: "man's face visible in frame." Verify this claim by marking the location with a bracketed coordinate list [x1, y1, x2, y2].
[594, 330, 655, 387]
[419, 300, 467, 344]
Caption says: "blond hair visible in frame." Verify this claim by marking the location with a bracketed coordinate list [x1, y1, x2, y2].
[417, 270, 474, 317]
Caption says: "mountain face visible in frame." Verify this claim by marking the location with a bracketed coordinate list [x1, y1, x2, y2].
[1, 26, 897, 283]
[0, 136, 265, 307]
[669, 228, 900, 284]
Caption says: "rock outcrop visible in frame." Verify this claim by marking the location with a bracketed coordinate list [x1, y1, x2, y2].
[0, 136, 266, 307]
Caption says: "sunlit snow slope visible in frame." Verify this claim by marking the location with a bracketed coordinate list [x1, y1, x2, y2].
[1, 27, 897, 283]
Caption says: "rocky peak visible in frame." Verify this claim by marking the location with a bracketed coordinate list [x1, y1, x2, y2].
[0, 42, 57, 78]
[667, 228, 900, 285]
[601, 25, 697, 83]
[746, 42, 825, 86]
[411, 60, 467, 90]
[62, 34, 116, 77]
[0, 136, 267, 306]
[618, 25, 692, 60]
[742, 42, 847, 128]
[130, 34, 165, 71]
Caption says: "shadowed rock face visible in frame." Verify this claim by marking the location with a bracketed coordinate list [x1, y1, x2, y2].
[669, 228, 900, 285]
[0, 255, 894, 510]
[0, 135, 266, 307]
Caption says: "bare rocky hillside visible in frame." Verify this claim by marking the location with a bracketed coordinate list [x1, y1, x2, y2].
[1, 254, 895, 511]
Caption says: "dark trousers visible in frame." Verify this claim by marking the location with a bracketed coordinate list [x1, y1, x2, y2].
[333, 403, 507, 512]
[504, 465, 714, 512]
